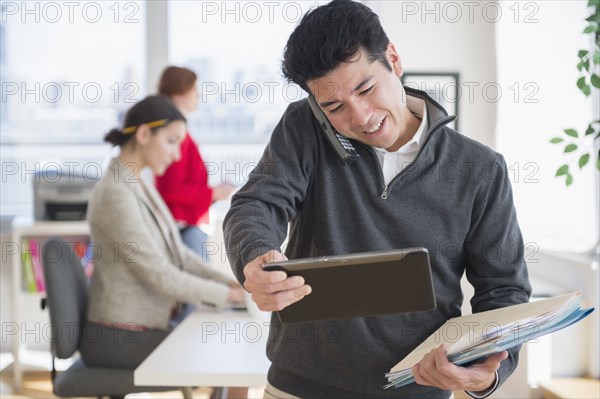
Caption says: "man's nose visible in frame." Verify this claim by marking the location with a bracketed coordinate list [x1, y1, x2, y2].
[350, 100, 372, 128]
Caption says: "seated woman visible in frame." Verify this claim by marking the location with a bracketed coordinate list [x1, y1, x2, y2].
[80, 95, 244, 370]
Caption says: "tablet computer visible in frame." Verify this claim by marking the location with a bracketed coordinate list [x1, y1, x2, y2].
[263, 248, 436, 323]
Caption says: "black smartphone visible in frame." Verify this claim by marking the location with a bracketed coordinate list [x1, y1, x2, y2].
[307, 96, 359, 165]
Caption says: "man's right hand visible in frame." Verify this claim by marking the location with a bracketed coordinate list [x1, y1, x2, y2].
[243, 250, 311, 311]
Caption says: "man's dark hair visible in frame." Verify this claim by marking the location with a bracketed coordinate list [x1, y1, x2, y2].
[282, 0, 391, 93]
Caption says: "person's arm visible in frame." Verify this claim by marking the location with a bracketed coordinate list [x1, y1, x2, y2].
[465, 154, 532, 309]
[179, 243, 235, 286]
[223, 101, 317, 284]
[211, 182, 237, 203]
[156, 136, 213, 211]
[91, 185, 230, 309]
[462, 154, 532, 393]
[416, 154, 531, 394]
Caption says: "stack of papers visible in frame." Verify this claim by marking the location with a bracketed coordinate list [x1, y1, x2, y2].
[385, 291, 594, 389]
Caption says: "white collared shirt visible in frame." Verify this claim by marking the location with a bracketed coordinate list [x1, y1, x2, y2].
[373, 97, 429, 185]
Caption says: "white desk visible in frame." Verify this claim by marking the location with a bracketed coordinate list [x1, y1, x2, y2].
[134, 310, 271, 391]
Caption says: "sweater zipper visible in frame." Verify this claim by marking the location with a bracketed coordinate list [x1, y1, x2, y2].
[381, 185, 389, 200]
[368, 115, 456, 200]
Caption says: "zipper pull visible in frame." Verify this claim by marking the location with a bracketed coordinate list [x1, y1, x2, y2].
[381, 185, 389, 200]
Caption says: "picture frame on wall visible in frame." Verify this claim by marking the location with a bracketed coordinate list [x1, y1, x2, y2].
[401, 72, 460, 130]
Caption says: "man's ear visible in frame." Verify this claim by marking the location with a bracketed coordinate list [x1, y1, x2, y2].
[386, 42, 403, 78]
[135, 124, 152, 145]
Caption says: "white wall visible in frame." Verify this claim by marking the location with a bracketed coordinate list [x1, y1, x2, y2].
[493, 0, 600, 378]
[495, 0, 598, 254]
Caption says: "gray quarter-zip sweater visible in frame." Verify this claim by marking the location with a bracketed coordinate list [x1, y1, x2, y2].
[223, 88, 531, 398]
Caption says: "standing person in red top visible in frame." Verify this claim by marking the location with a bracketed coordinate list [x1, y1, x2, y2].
[156, 66, 236, 262]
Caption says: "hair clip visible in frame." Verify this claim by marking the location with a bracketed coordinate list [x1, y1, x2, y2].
[122, 119, 168, 134]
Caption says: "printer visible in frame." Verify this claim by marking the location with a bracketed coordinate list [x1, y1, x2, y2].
[33, 170, 98, 221]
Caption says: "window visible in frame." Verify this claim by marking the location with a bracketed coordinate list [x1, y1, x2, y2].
[0, 1, 146, 144]
[1, 1, 146, 216]
[168, 1, 327, 144]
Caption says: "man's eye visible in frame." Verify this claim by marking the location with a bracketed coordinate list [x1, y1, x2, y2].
[329, 105, 343, 114]
[360, 85, 375, 96]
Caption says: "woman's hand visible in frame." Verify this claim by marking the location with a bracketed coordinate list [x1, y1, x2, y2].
[212, 182, 237, 202]
[226, 284, 246, 304]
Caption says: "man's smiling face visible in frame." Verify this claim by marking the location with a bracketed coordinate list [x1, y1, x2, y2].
[308, 43, 414, 152]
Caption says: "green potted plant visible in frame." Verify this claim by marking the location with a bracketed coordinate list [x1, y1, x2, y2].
[551, 0, 599, 186]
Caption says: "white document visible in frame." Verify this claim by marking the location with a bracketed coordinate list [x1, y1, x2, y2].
[385, 291, 594, 389]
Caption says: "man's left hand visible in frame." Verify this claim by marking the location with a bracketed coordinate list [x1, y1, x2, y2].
[412, 344, 507, 392]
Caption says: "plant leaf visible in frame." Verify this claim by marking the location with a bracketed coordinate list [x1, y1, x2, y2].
[585, 125, 596, 135]
[588, 0, 600, 8]
[556, 164, 569, 176]
[587, 13, 600, 22]
[577, 76, 587, 89]
[583, 25, 596, 34]
[587, 9, 600, 20]
[550, 137, 564, 143]
[564, 144, 578, 153]
[566, 174, 573, 186]
[592, 73, 600, 88]
[564, 128, 578, 137]
[578, 61, 585, 72]
[582, 84, 592, 96]
[594, 50, 600, 64]
[579, 49, 589, 58]
[579, 153, 590, 168]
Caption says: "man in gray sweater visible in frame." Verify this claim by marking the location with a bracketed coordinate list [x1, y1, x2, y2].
[223, 0, 531, 397]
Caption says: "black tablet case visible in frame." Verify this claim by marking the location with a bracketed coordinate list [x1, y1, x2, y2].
[263, 248, 436, 323]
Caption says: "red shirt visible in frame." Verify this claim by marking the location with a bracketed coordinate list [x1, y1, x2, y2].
[155, 132, 213, 226]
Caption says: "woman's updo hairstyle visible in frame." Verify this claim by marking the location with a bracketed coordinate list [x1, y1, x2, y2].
[104, 95, 186, 147]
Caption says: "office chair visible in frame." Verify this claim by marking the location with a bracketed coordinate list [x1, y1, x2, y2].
[42, 237, 193, 399]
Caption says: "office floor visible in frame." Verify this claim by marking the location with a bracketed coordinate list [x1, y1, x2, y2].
[0, 371, 265, 398]
[0, 372, 469, 399]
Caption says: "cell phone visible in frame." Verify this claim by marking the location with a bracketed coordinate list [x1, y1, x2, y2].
[307, 96, 359, 165]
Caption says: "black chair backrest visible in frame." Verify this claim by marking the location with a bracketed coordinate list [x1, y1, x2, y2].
[42, 237, 88, 359]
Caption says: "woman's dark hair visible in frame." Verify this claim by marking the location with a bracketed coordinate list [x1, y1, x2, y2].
[104, 128, 130, 147]
[104, 95, 186, 147]
[158, 66, 198, 97]
[282, 0, 391, 93]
